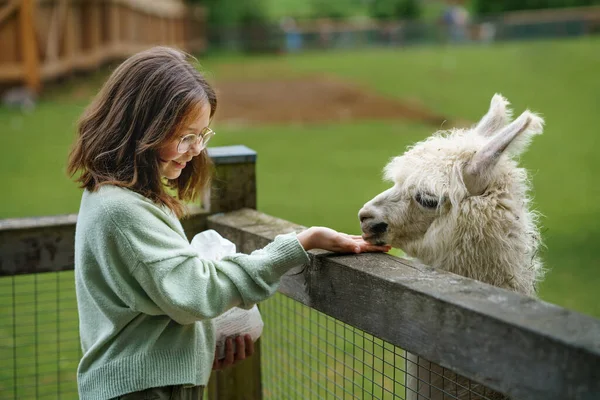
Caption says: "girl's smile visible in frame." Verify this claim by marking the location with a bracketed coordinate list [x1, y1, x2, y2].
[158, 103, 211, 180]
[159, 159, 189, 170]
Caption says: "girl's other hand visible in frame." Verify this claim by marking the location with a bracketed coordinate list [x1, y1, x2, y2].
[212, 334, 255, 371]
[297, 227, 391, 254]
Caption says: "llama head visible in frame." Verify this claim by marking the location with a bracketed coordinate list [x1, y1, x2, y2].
[358, 94, 544, 291]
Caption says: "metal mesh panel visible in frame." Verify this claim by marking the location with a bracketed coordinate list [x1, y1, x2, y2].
[260, 292, 505, 400]
[0, 272, 508, 399]
[0, 270, 80, 400]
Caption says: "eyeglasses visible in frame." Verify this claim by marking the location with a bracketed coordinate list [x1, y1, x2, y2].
[177, 127, 215, 154]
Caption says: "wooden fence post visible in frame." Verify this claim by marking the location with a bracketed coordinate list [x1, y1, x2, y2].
[19, 0, 40, 93]
[205, 145, 257, 214]
[205, 145, 262, 400]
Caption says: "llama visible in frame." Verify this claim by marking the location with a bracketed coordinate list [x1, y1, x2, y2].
[358, 94, 545, 400]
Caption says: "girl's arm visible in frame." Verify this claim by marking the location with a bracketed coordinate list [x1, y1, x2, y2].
[96, 193, 388, 325]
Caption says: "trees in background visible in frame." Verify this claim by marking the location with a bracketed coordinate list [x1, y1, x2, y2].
[473, 0, 599, 14]
[368, 0, 421, 21]
[187, 0, 424, 27]
[187, 0, 269, 27]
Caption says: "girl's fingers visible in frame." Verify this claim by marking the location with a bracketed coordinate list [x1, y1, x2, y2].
[335, 237, 390, 254]
[354, 239, 391, 253]
[235, 336, 246, 361]
[318, 231, 391, 254]
[244, 335, 255, 357]
[223, 338, 235, 366]
[339, 233, 365, 241]
[339, 237, 361, 253]
[363, 244, 392, 253]
[347, 237, 391, 253]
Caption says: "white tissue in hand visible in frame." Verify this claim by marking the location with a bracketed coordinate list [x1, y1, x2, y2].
[190, 229, 264, 359]
[191, 229, 236, 261]
[213, 305, 263, 359]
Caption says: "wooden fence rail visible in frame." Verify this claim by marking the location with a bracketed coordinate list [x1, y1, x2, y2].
[1, 145, 599, 399]
[0, 0, 206, 93]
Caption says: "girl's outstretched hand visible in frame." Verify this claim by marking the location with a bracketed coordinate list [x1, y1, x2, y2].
[297, 227, 391, 254]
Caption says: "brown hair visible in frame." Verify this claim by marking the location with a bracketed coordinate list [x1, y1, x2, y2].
[67, 47, 216, 217]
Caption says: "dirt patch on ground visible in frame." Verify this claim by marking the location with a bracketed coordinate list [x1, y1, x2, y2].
[213, 76, 455, 127]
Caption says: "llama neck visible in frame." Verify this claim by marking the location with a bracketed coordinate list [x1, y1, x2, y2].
[411, 203, 542, 297]
[438, 236, 540, 296]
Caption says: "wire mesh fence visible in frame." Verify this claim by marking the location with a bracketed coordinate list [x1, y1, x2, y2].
[0, 273, 506, 400]
[260, 292, 506, 400]
[0, 270, 80, 400]
[0, 268, 511, 400]
[0, 273, 508, 400]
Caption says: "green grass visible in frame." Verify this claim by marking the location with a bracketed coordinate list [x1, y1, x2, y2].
[203, 37, 600, 316]
[1, 37, 600, 398]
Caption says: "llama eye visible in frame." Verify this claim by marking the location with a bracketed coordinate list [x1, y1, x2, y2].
[415, 193, 439, 209]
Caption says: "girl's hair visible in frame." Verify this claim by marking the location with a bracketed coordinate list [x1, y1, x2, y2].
[67, 46, 216, 217]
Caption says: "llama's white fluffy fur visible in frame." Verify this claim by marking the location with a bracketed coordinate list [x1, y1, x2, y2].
[359, 94, 545, 399]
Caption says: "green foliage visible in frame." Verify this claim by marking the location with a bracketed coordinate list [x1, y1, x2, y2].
[186, 0, 373, 23]
[309, 0, 367, 20]
[369, 0, 422, 20]
[473, 0, 599, 14]
[310, 1, 344, 19]
[369, 0, 397, 20]
[186, 0, 429, 23]
[186, 0, 270, 26]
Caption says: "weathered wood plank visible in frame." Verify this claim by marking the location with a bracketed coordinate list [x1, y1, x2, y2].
[208, 208, 600, 400]
[0, 215, 77, 275]
[207, 145, 257, 165]
[0, 211, 209, 276]
[200, 146, 257, 214]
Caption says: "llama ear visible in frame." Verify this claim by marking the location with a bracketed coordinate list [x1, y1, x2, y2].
[464, 110, 544, 195]
[474, 94, 512, 137]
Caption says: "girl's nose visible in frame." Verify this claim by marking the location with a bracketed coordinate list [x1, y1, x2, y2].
[188, 139, 203, 156]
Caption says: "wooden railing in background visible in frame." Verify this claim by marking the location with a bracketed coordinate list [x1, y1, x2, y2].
[0, 0, 206, 93]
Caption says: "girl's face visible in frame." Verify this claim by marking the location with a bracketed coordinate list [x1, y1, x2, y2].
[158, 103, 212, 180]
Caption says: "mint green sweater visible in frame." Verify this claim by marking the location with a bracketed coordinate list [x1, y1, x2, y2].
[74, 185, 309, 400]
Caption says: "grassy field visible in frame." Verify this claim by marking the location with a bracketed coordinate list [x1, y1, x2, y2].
[205, 37, 600, 316]
[1, 37, 599, 398]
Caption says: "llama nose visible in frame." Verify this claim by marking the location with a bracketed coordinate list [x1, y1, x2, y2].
[371, 222, 388, 234]
[358, 208, 373, 223]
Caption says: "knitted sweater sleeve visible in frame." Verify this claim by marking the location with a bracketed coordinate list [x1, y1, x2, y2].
[99, 193, 309, 325]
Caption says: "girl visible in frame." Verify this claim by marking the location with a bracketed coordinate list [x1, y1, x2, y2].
[67, 46, 389, 400]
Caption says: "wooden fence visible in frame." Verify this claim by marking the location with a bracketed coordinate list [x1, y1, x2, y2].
[0, 0, 206, 93]
[1, 145, 599, 399]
